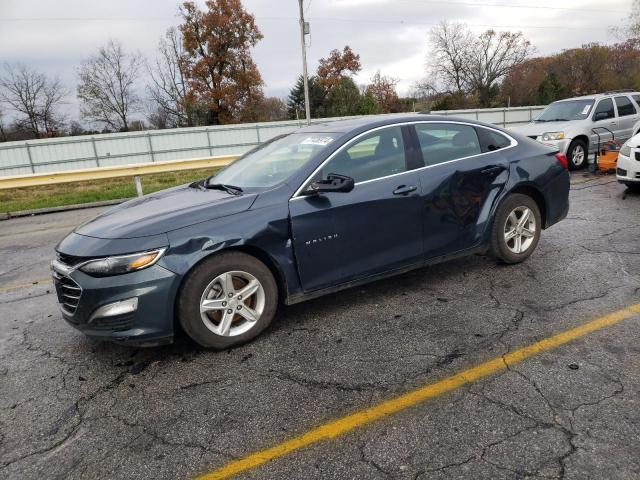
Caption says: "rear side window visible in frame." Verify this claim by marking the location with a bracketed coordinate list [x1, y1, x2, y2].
[615, 96, 636, 116]
[475, 127, 511, 152]
[414, 123, 481, 166]
[593, 98, 615, 120]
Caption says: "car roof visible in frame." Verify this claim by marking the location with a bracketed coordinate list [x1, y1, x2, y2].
[295, 114, 497, 134]
[554, 91, 640, 102]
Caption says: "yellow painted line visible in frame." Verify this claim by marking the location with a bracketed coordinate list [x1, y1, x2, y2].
[196, 302, 640, 480]
[0, 278, 52, 293]
[0, 155, 238, 190]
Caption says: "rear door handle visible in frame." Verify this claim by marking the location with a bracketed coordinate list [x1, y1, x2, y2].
[481, 165, 507, 175]
[393, 185, 417, 195]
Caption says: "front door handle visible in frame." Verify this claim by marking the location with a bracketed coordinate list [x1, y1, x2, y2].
[393, 185, 417, 195]
[481, 165, 507, 175]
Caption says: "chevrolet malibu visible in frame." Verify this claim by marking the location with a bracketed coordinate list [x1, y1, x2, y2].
[52, 115, 570, 348]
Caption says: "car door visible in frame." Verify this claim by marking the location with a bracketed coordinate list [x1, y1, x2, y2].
[614, 96, 639, 144]
[288, 125, 423, 292]
[590, 97, 618, 149]
[411, 122, 511, 259]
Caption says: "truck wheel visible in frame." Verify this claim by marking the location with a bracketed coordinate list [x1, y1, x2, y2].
[177, 252, 278, 349]
[490, 194, 542, 264]
[567, 139, 588, 170]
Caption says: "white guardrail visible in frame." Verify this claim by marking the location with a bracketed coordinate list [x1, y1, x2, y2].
[0, 106, 545, 178]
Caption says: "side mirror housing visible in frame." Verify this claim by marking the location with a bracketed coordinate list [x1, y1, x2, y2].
[594, 112, 609, 121]
[305, 173, 355, 195]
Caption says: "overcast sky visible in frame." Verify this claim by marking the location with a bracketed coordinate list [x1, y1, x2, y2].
[0, 0, 633, 122]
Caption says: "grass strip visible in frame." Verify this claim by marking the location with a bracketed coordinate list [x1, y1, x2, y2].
[0, 168, 219, 213]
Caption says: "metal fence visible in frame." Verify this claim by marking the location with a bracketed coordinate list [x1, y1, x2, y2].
[0, 106, 545, 177]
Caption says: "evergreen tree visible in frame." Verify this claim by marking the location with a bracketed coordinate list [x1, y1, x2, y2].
[286, 75, 325, 120]
[537, 73, 561, 105]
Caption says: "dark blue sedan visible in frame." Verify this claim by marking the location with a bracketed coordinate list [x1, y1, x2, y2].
[52, 115, 570, 348]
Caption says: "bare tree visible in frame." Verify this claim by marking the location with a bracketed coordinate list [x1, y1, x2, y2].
[77, 40, 144, 131]
[148, 27, 196, 128]
[429, 22, 473, 94]
[0, 63, 67, 138]
[464, 30, 533, 106]
[427, 22, 532, 106]
[0, 108, 6, 141]
[40, 76, 67, 134]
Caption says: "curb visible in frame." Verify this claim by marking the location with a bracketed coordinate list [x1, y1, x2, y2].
[0, 198, 128, 221]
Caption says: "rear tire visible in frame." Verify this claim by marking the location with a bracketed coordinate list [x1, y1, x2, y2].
[490, 194, 542, 264]
[567, 139, 588, 170]
[177, 252, 278, 349]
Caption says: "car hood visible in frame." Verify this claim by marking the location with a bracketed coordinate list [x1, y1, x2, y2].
[75, 183, 257, 239]
[513, 121, 576, 137]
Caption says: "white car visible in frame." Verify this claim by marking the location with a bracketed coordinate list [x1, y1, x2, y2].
[616, 133, 640, 190]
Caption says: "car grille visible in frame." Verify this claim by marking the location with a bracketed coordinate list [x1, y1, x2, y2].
[52, 270, 82, 315]
[57, 252, 87, 267]
[90, 315, 135, 331]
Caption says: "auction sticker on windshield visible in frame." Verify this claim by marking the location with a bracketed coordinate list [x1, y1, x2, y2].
[301, 136, 335, 146]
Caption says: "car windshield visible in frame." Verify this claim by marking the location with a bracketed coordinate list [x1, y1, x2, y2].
[535, 99, 595, 122]
[207, 132, 340, 190]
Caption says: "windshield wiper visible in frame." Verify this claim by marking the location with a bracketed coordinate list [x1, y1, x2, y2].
[536, 118, 568, 122]
[204, 181, 243, 195]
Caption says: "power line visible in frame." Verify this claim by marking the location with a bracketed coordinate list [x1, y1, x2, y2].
[331, 0, 628, 14]
[300, 17, 617, 31]
[0, 16, 618, 31]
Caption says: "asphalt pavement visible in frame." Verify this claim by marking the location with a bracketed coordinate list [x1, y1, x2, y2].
[1, 173, 639, 480]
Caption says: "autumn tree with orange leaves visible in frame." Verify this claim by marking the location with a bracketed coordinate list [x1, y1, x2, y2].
[179, 0, 264, 125]
[316, 46, 361, 93]
[366, 71, 400, 113]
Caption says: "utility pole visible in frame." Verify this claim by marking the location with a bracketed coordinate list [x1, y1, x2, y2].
[298, 0, 311, 125]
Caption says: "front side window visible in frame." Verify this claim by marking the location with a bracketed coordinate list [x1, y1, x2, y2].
[319, 126, 407, 183]
[210, 132, 339, 190]
[593, 98, 615, 120]
[615, 96, 636, 116]
[414, 123, 481, 166]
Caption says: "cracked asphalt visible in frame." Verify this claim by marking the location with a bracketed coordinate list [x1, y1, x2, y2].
[1, 173, 639, 480]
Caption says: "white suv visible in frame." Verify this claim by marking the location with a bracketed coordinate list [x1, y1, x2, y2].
[514, 91, 640, 170]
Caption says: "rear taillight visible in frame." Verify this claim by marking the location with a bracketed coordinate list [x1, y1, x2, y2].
[555, 152, 569, 170]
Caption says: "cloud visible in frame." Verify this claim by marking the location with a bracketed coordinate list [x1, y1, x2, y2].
[0, 0, 632, 122]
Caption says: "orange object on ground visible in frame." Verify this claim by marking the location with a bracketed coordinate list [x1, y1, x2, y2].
[598, 141, 619, 173]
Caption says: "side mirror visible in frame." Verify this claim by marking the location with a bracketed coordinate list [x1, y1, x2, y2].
[305, 173, 354, 194]
[594, 112, 609, 121]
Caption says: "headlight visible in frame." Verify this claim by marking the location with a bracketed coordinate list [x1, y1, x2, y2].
[619, 141, 631, 158]
[78, 248, 166, 277]
[540, 132, 565, 142]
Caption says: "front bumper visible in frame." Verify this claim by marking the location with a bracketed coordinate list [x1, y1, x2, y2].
[51, 260, 178, 346]
[616, 151, 640, 184]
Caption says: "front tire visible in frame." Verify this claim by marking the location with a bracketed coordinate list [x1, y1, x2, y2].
[490, 194, 542, 264]
[567, 139, 588, 170]
[177, 252, 278, 349]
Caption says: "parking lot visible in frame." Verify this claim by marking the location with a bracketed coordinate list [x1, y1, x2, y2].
[0, 173, 639, 480]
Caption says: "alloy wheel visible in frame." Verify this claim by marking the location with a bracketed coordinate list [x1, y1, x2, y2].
[504, 206, 536, 254]
[572, 145, 585, 166]
[199, 270, 265, 337]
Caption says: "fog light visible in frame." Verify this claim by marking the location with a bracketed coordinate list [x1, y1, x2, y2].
[89, 298, 138, 321]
